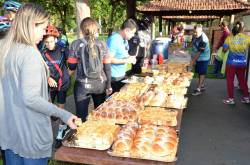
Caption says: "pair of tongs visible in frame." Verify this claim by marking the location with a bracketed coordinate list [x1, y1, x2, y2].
[62, 118, 82, 142]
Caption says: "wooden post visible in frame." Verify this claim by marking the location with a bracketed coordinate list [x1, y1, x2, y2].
[165, 20, 168, 36]
[159, 16, 162, 36]
[168, 20, 171, 35]
[152, 21, 155, 40]
[126, 0, 136, 19]
[75, 0, 90, 38]
[230, 14, 235, 30]
[220, 16, 224, 23]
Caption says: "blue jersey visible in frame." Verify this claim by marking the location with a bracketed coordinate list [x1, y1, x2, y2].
[223, 33, 250, 66]
[107, 32, 129, 78]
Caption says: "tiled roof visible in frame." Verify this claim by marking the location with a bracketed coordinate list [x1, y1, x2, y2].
[137, 0, 250, 11]
[163, 15, 220, 20]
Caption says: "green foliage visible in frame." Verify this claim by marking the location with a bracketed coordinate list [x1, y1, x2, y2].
[27, 0, 76, 32]
[0, 0, 151, 35]
[89, 0, 127, 33]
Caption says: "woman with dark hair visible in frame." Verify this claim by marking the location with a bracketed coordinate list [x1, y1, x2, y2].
[222, 21, 250, 104]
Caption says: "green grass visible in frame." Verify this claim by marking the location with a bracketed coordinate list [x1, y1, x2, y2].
[66, 76, 75, 97]
[67, 33, 77, 44]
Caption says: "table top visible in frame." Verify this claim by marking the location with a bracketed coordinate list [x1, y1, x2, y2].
[54, 146, 176, 165]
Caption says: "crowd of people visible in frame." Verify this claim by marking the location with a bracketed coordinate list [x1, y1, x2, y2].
[189, 22, 249, 104]
[0, 1, 250, 165]
[0, 1, 152, 165]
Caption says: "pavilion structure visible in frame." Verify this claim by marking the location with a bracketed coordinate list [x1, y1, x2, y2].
[137, 0, 250, 36]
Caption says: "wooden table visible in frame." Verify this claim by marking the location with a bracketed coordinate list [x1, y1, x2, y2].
[54, 108, 183, 165]
[54, 146, 176, 165]
[54, 91, 185, 165]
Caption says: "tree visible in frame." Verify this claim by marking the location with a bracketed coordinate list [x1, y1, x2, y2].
[75, 0, 90, 38]
[89, 0, 149, 34]
[1, 0, 150, 35]
[26, 0, 76, 32]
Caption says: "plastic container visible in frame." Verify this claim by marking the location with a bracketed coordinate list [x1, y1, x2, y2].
[150, 37, 171, 59]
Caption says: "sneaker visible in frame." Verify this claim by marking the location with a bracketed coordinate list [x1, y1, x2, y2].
[192, 89, 202, 96]
[200, 86, 206, 91]
[54, 139, 62, 149]
[56, 124, 67, 140]
[223, 98, 235, 105]
[241, 97, 250, 104]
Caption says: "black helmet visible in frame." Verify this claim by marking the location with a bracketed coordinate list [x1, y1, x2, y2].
[141, 15, 153, 25]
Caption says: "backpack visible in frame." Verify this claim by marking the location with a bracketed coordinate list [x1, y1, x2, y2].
[78, 39, 103, 79]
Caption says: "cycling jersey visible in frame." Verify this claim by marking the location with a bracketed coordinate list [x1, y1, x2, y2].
[41, 45, 70, 91]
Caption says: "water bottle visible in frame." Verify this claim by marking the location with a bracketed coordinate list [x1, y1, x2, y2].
[142, 58, 149, 73]
[151, 58, 157, 70]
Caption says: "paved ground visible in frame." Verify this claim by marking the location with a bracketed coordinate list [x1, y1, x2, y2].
[177, 79, 250, 165]
[62, 78, 250, 165]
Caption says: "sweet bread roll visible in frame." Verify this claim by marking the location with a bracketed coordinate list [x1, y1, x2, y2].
[151, 142, 175, 156]
[149, 91, 167, 106]
[112, 139, 133, 152]
[74, 121, 120, 150]
[142, 91, 155, 105]
[132, 141, 151, 157]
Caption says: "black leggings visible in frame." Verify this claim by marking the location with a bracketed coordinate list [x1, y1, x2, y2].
[111, 80, 125, 93]
[74, 93, 106, 122]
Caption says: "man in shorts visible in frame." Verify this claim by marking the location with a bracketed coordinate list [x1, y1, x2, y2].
[191, 24, 210, 96]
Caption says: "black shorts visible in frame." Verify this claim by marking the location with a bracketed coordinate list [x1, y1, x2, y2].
[195, 60, 209, 75]
[50, 90, 67, 104]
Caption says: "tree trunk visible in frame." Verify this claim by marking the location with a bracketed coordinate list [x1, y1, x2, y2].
[75, 0, 90, 38]
[126, 0, 136, 19]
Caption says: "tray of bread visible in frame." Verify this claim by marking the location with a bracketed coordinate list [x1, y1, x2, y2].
[141, 86, 188, 109]
[62, 120, 120, 150]
[88, 100, 143, 124]
[108, 123, 178, 162]
[163, 73, 192, 87]
[143, 73, 192, 87]
[121, 76, 145, 84]
[138, 107, 178, 126]
[160, 86, 188, 95]
[111, 83, 150, 102]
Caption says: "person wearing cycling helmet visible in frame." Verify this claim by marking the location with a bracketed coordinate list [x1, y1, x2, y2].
[41, 25, 71, 147]
[42, 25, 70, 109]
[57, 27, 69, 48]
[0, 16, 10, 39]
[3, 0, 22, 21]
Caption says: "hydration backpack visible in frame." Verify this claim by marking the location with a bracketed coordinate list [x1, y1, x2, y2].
[78, 39, 103, 79]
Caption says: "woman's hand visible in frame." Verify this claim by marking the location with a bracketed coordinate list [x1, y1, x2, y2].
[48, 77, 57, 88]
[106, 88, 113, 95]
[67, 115, 80, 130]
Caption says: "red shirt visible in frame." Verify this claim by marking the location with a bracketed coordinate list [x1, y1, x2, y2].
[216, 27, 230, 50]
